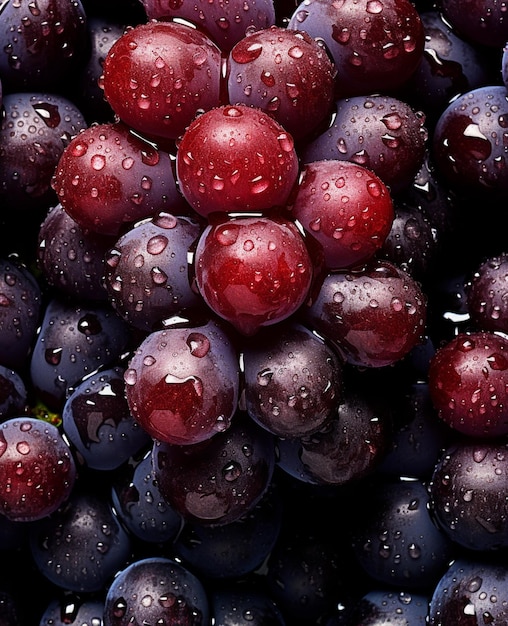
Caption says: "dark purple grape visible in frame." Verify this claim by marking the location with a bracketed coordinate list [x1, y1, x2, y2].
[276, 384, 390, 486]
[429, 440, 508, 552]
[428, 557, 508, 625]
[303, 260, 427, 368]
[288, 0, 424, 97]
[432, 85, 508, 196]
[242, 321, 343, 438]
[0, 0, 88, 92]
[441, 0, 508, 48]
[350, 477, 456, 589]
[29, 298, 132, 410]
[349, 589, 430, 625]
[0, 92, 87, 215]
[401, 11, 495, 129]
[152, 412, 275, 526]
[103, 556, 210, 625]
[465, 252, 508, 334]
[172, 485, 283, 579]
[111, 447, 183, 544]
[103, 212, 204, 332]
[0, 365, 27, 421]
[0, 256, 42, 372]
[210, 583, 286, 626]
[37, 203, 114, 303]
[39, 596, 105, 626]
[124, 317, 240, 446]
[30, 488, 132, 593]
[140, 0, 276, 53]
[227, 25, 335, 141]
[302, 94, 428, 194]
[0, 416, 77, 522]
[62, 366, 150, 471]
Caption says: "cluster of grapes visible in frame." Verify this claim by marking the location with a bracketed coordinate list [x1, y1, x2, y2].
[1, 0, 508, 623]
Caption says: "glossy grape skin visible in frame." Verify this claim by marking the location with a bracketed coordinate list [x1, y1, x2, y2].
[428, 557, 508, 625]
[111, 448, 183, 544]
[465, 252, 508, 334]
[0, 366, 27, 421]
[152, 412, 275, 526]
[37, 203, 114, 303]
[428, 331, 508, 438]
[175, 104, 299, 217]
[124, 317, 240, 445]
[432, 86, 508, 196]
[101, 21, 223, 144]
[29, 298, 132, 410]
[304, 260, 427, 368]
[0, 92, 87, 215]
[227, 25, 335, 141]
[30, 488, 132, 593]
[39, 597, 105, 626]
[441, 0, 508, 49]
[350, 589, 430, 625]
[172, 485, 283, 579]
[0, 257, 42, 372]
[243, 321, 343, 438]
[194, 215, 313, 336]
[276, 385, 390, 486]
[288, 159, 394, 270]
[0, 0, 88, 92]
[103, 556, 210, 625]
[62, 366, 150, 471]
[0, 417, 76, 522]
[288, 0, 425, 97]
[51, 121, 184, 237]
[429, 440, 508, 552]
[103, 212, 204, 332]
[350, 477, 456, 590]
[140, 0, 276, 52]
[302, 95, 428, 194]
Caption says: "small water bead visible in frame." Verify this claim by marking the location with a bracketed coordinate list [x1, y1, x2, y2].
[147, 235, 169, 255]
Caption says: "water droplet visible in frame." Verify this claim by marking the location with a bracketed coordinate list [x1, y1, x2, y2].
[215, 224, 239, 246]
[222, 460, 242, 481]
[257, 368, 273, 386]
[147, 235, 169, 255]
[232, 41, 263, 64]
[186, 332, 210, 358]
[366, 0, 383, 13]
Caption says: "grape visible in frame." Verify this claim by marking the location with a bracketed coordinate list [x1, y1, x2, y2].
[37, 203, 114, 302]
[210, 583, 287, 625]
[0, 92, 87, 215]
[101, 20, 223, 144]
[103, 556, 210, 625]
[103, 211, 204, 332]
[288, 0, 425, 96]
[243, 321, 343, 438]
[194, 214, 313, 335]
[0, 365, 28, 421]
[227, 25, 335, 141]
[350, 589, 430, 625]
[29, 297, 132, 410]
[124, 317, 240, 445]
[304, 260, 427, 368]
[0, 0, 88, 92]
[428, 557, 508, 625]
[140, 0, 276, 52]
[441, 0, 508, 49]
[287, 159, 394, 270]
[39, 597, 105, 626]
[0, 417, 76, 522]
[52, 120, 184, 237]
[302, 94, 429, 194]
[62, 366, 150, 471]
[152, 412, 275, 525]
[175, 104, 299, 217]
[428, 331, 508, 438]
[465, 252, 508, 334]
[433, 85, 508, 195]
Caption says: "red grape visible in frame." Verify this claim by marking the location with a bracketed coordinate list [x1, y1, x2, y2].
[175, 104, 299, 217]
